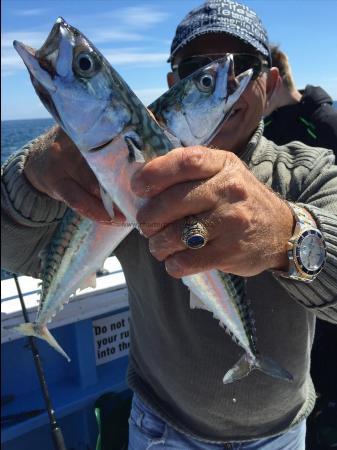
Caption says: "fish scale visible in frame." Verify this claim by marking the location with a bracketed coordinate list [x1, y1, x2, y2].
[13, 17, 293, 384]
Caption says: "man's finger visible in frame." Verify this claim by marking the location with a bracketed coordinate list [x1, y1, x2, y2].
[148, 206, 243, 261]
[148, 214, 215, 261]
[131, 147, 228, 197]
[136, 179, 219, 237]
[164, 241, 231, 278]
[68, 162, 102, 199]
[56, 179, 116, 223]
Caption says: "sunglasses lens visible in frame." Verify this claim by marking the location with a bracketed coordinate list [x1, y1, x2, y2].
[176, 54, 265, 80]
[178, 57, 211, 79]
[233, 54, 262, 79]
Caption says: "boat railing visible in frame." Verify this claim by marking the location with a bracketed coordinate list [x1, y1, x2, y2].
[1, 256, 128, 344]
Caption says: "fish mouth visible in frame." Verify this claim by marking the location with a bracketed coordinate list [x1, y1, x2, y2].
[37, 17, 66, 60]
[13, 40, 57, 93]
[13, 18, 76, 128]
[13, 20, 72, 127]
[13, 17, 74, 92]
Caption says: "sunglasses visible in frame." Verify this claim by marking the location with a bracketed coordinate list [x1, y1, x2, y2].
[172, 53, 269, 80]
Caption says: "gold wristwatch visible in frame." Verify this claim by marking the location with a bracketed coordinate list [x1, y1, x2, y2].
[278, 203, 326, 283]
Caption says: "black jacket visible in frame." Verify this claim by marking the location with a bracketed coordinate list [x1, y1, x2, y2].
[264, 85, 337, 156]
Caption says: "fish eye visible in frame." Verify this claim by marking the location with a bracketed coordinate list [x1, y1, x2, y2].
[74, 51, 98, 77]
[195, 72, 215, 93]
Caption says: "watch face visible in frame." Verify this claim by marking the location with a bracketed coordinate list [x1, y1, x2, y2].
[296, 230, 326, 274]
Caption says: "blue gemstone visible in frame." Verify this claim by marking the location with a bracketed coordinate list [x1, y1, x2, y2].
[187, 235, 205, 248]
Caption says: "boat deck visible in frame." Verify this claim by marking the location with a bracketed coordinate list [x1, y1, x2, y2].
[1, 257, 130, 450]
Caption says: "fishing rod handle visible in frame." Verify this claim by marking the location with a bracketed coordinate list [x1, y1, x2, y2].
[52, 426, 67, 450]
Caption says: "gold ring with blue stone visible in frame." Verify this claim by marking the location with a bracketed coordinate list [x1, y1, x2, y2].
[181, 216, 208, 250]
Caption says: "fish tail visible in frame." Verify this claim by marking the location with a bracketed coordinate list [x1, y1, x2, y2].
[222, 353, 293, 384]
[15, 323, 71, 362]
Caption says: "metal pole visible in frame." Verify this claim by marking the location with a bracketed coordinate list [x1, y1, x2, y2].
[13, 274, 67, 450]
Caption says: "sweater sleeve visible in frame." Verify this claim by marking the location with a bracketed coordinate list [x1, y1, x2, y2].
[272, 147, 337, 323]
[1, 129, 68, 278]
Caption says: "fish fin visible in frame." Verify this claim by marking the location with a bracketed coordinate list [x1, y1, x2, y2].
[222, 353, 253, 384]
[124, 135, 145, 163]
[255, 355, 293, 382]
[223, 353, 293, 384]
[99, 184, 115, 218]
[189, 292, 212, 312]
[15, 323, 71, 362]
[189, 293, 223, 324]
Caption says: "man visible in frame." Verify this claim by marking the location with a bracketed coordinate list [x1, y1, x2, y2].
[1, 1, 337, 449]
[264, 45, 337, 155]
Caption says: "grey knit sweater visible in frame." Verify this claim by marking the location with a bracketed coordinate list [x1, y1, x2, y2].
[1, 125, 337, 442]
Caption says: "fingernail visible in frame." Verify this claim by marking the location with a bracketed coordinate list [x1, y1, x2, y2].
[165, 258, 179, 274]
[148, 241, 155, 253]
[149, 240, 160, 256]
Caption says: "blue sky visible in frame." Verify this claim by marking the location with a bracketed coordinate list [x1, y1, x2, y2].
[2, 0, 337, 120]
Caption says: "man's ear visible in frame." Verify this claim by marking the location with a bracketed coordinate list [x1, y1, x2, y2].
[167, 71, 176, 88]
[264, 68, 281, 116]
[266, 67, 280, 101]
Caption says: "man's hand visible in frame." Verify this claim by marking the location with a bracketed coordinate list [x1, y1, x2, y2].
[131, 146, 294, 278]
[24, 127, 124, 223]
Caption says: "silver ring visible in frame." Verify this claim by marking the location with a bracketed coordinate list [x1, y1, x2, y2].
[181, 216, 208, 250]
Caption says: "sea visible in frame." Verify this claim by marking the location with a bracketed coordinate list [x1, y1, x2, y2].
[1, 118, 55, 164]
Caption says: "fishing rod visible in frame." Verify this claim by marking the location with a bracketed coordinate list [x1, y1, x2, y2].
[13, 274, 67, 450]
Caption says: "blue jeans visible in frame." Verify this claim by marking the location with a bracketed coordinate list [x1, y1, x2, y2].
[128, 394, 306, 449]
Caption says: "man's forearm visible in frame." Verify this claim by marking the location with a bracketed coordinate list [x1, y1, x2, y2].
[1, 131, 67, 277]
[274, 203, 337, 323]
[271, 147, 337, 323]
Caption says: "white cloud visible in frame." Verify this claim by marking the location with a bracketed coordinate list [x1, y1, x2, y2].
[88, 29, 145, 44]
[87, 6, 169, 29]
[2, 28, 146, 52]
[104, 50, 168, 65]
[2, 31, 47, 49]
[1, 52, 23, 70]
[2, 43, 168, 74]
[114, 6, 169, 28]
[1, 22, 169, 75]
[12, 8, 48, 17]
[1, 70, 16, 78]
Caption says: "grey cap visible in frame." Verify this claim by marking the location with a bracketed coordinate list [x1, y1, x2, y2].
[169, 0, 271, 65]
